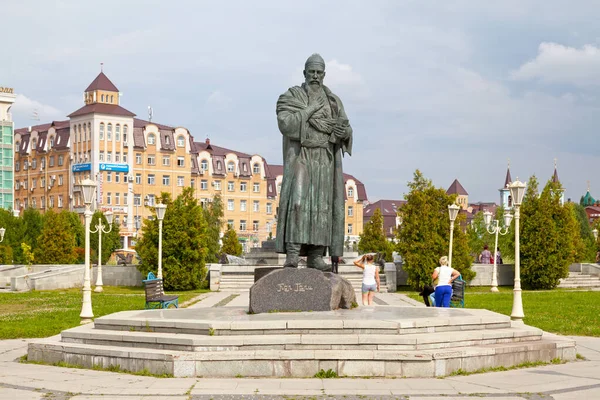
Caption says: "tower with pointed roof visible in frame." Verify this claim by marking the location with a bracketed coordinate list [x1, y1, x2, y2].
[499, 160, 512, 209]
[446, 179, 468, 210]
[551, 159, 565, 206]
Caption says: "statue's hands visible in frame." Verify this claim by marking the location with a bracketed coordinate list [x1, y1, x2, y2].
[332, 123, 350, 140]
[307, 94, 326, 115]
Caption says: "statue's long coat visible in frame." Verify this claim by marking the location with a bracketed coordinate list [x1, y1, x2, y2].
[275, 84, 352, 257]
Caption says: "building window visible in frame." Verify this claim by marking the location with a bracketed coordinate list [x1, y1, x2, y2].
[32, 139, 37, 149]
[124, 193, 128, 205]
[58, 195, 63, 208]
[163, 175, 170, 186]
[40, 177, 45, 188]
[101, 94, 104, 102]
[115, 124, 121, 141]
[253, 220, 259, 231]
[240, 182, 247, 192]
[135, 173, 141, 184]
[253, 163, 260, 174]
[15, 161, 19, 171]
[201, 160, 208, 171]
[146, 194, 155, 207]
[216, 160, 222, 170]
[253, 182, 260, 193]
[227, 219, 234, 228]
[348, 206, 353, 216]
[177, 157, 185, 167]
[49, 156, 54, 167]
[134, 194, 141, 206]
[32, 198, 37, 209]
[123, 125, 128, 144]
[115, 173, 120, 183]
[177, 135, 185, 147]
[266, 203, 272, 214]
[177, 176, 184, 187]
[106, 172, 112, 183]
[23, 160, 28, 170]
[165, 135, 170, 145]
[107, 124, 112, 140]
[106, 192, 112, 205]
[58, 175, 63, 186]
[239, 220, 246, 231]
[214, 180, 221, 190]
[106, 153, 112, 162]
[227, 199, 234, 211]
[162, 156, 170, 166]
[201, 180, 208, 190]
[115, 153, 120, 162]
[136, 153, 142, 164]
[240, 200, 247, 211]
[227, 161, 235, 172]
[347, 187, 354, 198]
[148, 133, 155, 145]
[49, 196, 54, 208]
[148, 174, 155, 185]
[123, 154, 127, 163]
[147, 155, 155, 165]
[99, 123, 105, 140]
[347, 224, 353, 234]
[32, 158, 37, 169]
[58, 155, 63, 166]
[115, 193, 120, 205]
[253, 200, 259, 212]
[228, 181, 234, 191]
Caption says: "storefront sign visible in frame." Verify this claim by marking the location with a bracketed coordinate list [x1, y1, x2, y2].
[99, 163, 129, 172]
[72, 163, 91, 172]
[0, 87, 14, 94]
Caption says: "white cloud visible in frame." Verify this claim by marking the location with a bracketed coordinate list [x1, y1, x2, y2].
[11, 94, 64, 125]
[511, 42, 600, 86]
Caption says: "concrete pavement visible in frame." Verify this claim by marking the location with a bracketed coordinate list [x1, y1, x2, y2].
[2, 291, 599, 399]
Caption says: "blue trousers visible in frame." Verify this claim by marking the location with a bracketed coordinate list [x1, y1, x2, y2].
[434, 285, 452, 307]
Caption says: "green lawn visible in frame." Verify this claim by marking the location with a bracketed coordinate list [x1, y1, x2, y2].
[0, 286, 209, 339]
[402, 287, 600, 337]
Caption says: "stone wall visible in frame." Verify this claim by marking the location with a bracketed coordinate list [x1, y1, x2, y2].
[395, 263, 515, 288]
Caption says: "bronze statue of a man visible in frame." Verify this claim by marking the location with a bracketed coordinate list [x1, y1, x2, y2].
[275, 54, 353, 270]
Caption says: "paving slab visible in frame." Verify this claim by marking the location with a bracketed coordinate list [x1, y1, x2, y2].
[186, 291, 234, 308]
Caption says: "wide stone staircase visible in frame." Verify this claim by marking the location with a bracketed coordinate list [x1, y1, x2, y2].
[558, 272, 600, 289]
[218, 266, 387, 293]
[28, 306, 576, 378]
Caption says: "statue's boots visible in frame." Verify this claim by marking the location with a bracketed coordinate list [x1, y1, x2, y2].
[283, 243, 301, 268]
[307, 246, 331, 272]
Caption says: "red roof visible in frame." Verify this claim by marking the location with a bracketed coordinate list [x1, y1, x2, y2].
[133, 118, 173, 130]
[85, 72, 119, 92]
[194, 141, 252, 158]
[68, 103, 136, 118]
[364, 199, 406, 217]
[447, 179, 469, 196]
[15, 120, 70, 134]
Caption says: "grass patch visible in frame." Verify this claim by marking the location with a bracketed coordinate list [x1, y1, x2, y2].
[401, 287, 600, 337]
[314, 368, 338, 378]
[447, 359, 565, 376]
[22, 358, 173, 378]
[0, 286, 209, 339]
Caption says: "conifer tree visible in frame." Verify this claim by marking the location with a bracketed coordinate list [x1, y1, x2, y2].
[396, 170, 474, 290]
[221, 225, 243, 256]
[136, 188, 209, 290]
[358, 208, 392, 261]
[203, 195, 224, 263]
[34, 210, 78, 264]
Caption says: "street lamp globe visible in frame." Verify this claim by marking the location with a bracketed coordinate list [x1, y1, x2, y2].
[503, 211, 514, 227]
[105, 210, 114, 225]
[593, 229, 598, 241]
[508, 179, 526, 206]
[483, 210, 493, 227]
[448, 204, 460, 222]
[155, 203, 167, 221]
[80, 178, 97, 205]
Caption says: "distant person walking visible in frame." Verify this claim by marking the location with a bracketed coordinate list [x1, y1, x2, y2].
[479, 245, 492, 264]
[331, 255, 339, 274]
[431, 256, 460, 307]
[353, 254, 380, 306]
[496, 247, 503, 264]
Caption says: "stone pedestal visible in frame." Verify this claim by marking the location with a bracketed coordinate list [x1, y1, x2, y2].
[249, 268, 356, 314]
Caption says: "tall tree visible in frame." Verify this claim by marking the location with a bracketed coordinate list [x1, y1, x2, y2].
[396, 170, 474, 290]
[21, 208, 43, 251]
[570, 203, 596, 262]
[0, 208, 25, 264]
[34, 210, 78, 264]
[89, 211, 121, 265]
[136, 188, 208, 290]
[358, 208, 392, 261]
[203, 194, 224, 263]
[221, 225, 243, 257]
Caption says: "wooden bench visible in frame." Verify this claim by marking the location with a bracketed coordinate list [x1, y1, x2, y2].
[428, 275, 465, 308]
[143, 272, 179, 309]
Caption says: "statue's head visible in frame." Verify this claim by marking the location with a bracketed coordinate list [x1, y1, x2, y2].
[303, 53, 326, 88]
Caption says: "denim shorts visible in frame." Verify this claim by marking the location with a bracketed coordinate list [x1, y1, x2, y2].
[362, 283, 377, 293]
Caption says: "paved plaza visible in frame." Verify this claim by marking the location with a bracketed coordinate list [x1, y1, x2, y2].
[2, 291, 599, 399]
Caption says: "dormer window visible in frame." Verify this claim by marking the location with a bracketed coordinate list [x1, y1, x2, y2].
[201, 160, 208, 171]
[101, 94, 105, 102]
[253, 163, 260, 174]
[216, 160, 222, 170]
[177, 136, 185, 147]
[148, 134, 156, 145]
[165, 136, 170, 145]
[348, 187, 354, 198]
[49, 137, 54, 148]
[15, 141, 20, 151]
[227, 162, 235, 173]
[31, 139, 37, 149]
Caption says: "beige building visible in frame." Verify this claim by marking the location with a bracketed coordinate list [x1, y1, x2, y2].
[14, 71, 367, 251]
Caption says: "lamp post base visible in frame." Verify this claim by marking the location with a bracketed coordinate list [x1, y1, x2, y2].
[93, 286, 104, 293]
[490, 286, 499, 293]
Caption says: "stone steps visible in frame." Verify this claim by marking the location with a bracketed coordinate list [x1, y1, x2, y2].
[27, 307, 577, 378]
[558, 273, 600, 288]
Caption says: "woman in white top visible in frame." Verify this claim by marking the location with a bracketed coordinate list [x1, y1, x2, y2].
[353, 254, 380, 306]
[431, 256, 460, 307]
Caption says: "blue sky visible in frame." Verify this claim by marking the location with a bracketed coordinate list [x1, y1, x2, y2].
[3, 1, 600, 203]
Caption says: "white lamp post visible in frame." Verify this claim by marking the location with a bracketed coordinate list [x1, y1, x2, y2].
[0, 227, 5, 243]
[91, 211, 113, 293]
[593, 229, 598, 241]
[448, 204, 460, 267]
[155, 203, 167, 279]
[508, 179, 527, 322]
[79, 178, 97, 324]
[483, 210, 513, 293]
